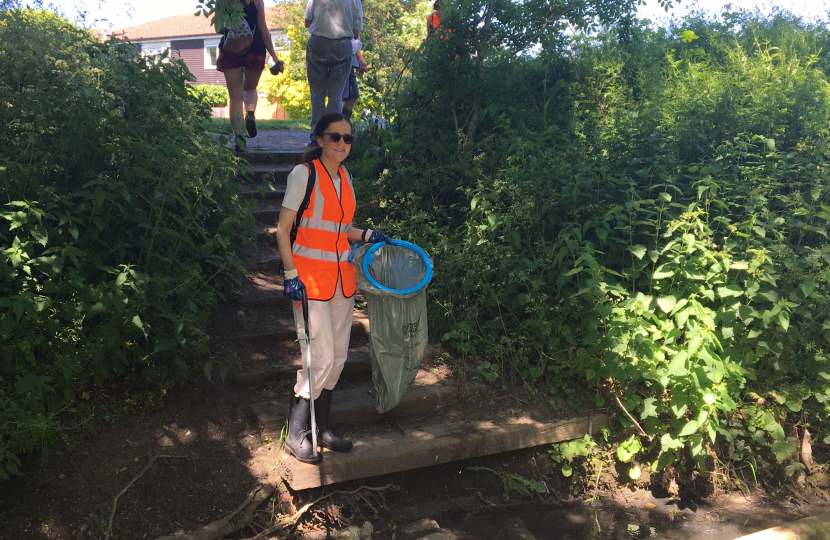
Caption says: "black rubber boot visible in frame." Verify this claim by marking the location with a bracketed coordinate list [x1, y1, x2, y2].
[284, 395, 322, 464]
[314, 389, 353, 452]
[245, 111, 257, 138]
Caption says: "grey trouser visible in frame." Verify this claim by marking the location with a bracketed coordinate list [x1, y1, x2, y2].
[306, 34, 353, 141]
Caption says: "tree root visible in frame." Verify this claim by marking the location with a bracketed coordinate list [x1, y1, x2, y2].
[105, 451, 189, 540]
[238, 483, 400, 540]
[155, 482, 277, 540]
[154, 483, 398, 540]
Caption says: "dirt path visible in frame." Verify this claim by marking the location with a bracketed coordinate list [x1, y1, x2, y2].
[246, 130, 310, 152]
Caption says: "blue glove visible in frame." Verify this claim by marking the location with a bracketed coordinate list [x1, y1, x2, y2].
[367, 230, 392, 244]
[284, 275, 306, 301]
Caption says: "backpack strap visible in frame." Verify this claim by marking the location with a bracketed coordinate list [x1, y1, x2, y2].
[289, 161, 317, 247]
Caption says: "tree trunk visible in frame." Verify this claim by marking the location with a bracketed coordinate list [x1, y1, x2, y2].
[462, 0, 496, 153]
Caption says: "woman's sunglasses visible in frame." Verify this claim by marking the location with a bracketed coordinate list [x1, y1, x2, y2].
[322, 132, 355, 144]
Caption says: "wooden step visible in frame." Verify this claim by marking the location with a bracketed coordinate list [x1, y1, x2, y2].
[253, 208, 280, 225]
[254, 371, 460, 434]
[236, 291, 365, 308]
[255, 224, 278, 243]
[240, 184, 286, 200]
[235, 347, 371, 385]
[279, 413, 610, 490]
[250, 201, 366, 226]
[238, 164, 293, 183]
[231, 312, 369, 343]
[243, 254, 282, 273]
[243, 150, 305, 165]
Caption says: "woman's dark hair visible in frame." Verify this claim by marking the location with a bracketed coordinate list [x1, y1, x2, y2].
[302, 112, 352, 162]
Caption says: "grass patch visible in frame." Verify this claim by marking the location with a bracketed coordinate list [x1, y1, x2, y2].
[208, 118, 310, 133]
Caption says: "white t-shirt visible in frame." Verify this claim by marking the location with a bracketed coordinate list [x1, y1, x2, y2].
[350, 38, 362, 68]
[305, 0, 363, 40]
[282, 162, 352, 211]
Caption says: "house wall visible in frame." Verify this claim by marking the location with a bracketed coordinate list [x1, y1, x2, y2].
[173, 39, 225, 87]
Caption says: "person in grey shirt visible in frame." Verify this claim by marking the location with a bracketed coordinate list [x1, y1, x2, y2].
[305, 0, 363, 144]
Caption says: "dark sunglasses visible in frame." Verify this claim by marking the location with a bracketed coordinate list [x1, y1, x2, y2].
[322, 132, 355, 144]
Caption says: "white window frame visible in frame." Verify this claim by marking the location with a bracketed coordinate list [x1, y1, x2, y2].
[140, 40, 170, 58]
[204, 38, 221, 70]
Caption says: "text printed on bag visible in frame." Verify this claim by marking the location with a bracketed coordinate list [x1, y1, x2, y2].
[402, 321, 420, 339]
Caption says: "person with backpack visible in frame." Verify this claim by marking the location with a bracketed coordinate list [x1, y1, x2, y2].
[274, 112, 392, 464]
[216, 0, 283, 152]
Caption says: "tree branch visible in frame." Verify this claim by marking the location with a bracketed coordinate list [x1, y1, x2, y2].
[106, 451, 189, 540]
[613, 389, 649, 439]
[155, 482, 277, 540]
[239, 484, 400, 540]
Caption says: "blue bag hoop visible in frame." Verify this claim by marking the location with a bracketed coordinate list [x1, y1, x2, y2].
[348, 240, 433, 295]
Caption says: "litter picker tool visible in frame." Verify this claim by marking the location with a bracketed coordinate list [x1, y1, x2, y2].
[301, 289, 319, 459]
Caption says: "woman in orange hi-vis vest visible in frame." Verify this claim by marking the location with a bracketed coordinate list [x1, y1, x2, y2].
[275, 112, 392, 464]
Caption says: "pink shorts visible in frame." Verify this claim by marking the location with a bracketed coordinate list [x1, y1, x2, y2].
[216, 51, 266, 72]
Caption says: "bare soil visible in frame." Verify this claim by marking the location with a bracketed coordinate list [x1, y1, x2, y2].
[2, 347, 829, 540]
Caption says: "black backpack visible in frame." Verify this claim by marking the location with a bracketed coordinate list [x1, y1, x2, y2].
[289, 161, 317, 247]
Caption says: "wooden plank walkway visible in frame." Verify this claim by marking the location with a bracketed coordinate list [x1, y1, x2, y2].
[279, 413, 610, 490]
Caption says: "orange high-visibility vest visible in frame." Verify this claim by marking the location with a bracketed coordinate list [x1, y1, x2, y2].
[427, 12, 453, 39]
[291, 159, 356, 301]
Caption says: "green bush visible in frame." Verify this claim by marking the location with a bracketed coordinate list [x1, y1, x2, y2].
[0, 10, 253, 478]
[355, 10, 830, 479]
[188, 83, 229, 107]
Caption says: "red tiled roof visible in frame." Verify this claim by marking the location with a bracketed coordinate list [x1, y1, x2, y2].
[115, 5, 287, 41]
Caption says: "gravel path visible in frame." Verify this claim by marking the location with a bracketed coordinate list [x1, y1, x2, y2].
[246, 129, 310, 151]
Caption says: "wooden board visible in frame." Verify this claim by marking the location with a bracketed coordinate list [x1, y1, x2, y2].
[243, 255, 282, 273]
[240, 184, 287, 200]
[237, 164, 293, 183]
[232, 316, 368, 343]
[254, 373, 460, 434]
[246, 151, 304, 165]
[279, 413, 610, 490]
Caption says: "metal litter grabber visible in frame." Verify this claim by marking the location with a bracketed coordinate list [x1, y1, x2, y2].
[301, 289, 319, 459]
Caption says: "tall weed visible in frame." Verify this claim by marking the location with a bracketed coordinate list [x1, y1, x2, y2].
[0, 10, 252, 477]
[357, 10, 830, 477]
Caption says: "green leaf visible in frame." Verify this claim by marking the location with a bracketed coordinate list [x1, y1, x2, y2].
[115, 272, 128, 287]
[770, 439, 798, 464]
[679, 29, 699, 43]
[661, 433, 683, 451]
[653, 265, 675, 280]
[657, 296, 677, 313]
[629, 465, 642, 481]
[667, 351, 688, 376]
[628, 244, 647, 260]
[561, 464, 573, 477]
[778, 311, 789, 331]
[678, 420, 699, 437]
[132, 315, 144, 329]
[717, 285, 743, 298]
[616, 435, 642, 463]
[641, 398, 659, 419]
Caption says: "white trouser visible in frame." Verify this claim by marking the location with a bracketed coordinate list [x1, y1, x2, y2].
[292, 279, 355, 400]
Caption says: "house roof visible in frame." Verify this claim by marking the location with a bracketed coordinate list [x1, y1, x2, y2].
[115, 5, 287, 42]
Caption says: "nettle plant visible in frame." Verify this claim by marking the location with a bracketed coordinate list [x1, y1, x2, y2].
[0, 10, 253, 478]
[548, 142, 830, 474]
